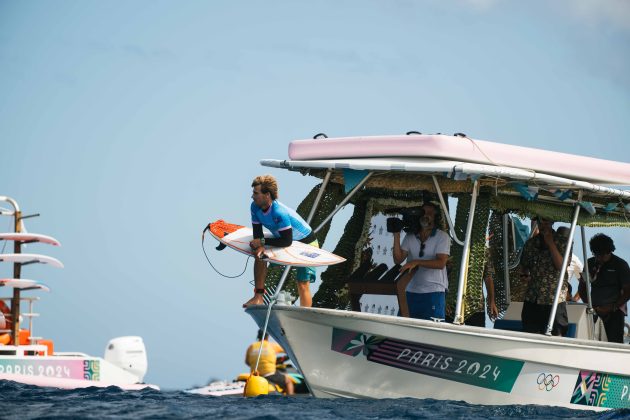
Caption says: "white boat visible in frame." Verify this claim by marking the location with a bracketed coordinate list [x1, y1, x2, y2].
[0, 196, 158, 390]
[244, 133, 630, 411]
[186, 380, 246, 397]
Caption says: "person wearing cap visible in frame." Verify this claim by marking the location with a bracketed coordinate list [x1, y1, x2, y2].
[519, 217, 569, 336]
[578, 234, 630, 343]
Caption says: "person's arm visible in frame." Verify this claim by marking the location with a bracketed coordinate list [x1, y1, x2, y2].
[245, 345, 252, 367]
[615, 260, 630, 308]
[271, 342, 284, 354]
[484, 273, 499, 320]
[617, 284, 630, 308]
[252, 223, 263, 239]
[542, 228, 564, 270]
[249, 223, 266, 257]
[577, 275, 589, 305]
[401, 232, 450, 273]
[393, 232, 408, 265]
[264, 228, 293, 247]
[401, 253, 448, 273]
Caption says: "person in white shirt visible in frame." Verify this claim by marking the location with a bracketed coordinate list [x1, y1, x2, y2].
[392, 202, 451, 320]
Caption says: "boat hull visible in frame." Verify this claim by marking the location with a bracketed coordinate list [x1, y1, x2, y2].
[247, 306, 630, 411]
[0, 353, 157, 390]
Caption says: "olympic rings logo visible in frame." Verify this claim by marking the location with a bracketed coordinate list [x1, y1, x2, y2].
[537, 373, 560, 391]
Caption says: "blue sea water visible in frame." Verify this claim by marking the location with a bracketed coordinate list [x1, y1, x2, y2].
[1, 381, 628, 419]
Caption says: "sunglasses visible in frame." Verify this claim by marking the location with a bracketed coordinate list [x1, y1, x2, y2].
[419, 242, 426, 258]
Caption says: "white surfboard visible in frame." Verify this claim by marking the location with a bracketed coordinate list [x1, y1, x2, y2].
[0, 233, 61, 246]
[0, 253, 64, 268]
[0, 278, 50, 292]
[207, 220, 345, 267]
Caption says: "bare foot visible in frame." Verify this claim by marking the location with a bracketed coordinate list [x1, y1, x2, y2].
[242, 295, 265, 308]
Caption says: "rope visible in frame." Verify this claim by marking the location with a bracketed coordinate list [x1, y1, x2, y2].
[201, 231, 250, 279]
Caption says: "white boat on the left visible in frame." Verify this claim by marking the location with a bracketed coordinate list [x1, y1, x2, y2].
[0, 196, 158, 390]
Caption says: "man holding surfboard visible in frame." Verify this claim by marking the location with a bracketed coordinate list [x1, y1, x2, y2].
[244, 175, 318, 308]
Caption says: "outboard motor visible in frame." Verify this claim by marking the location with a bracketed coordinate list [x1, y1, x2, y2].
[104, 336, 148, 382]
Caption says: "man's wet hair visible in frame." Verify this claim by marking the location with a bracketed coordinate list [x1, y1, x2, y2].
[589, 233, 615, 256]
[252, 175, 279, 200]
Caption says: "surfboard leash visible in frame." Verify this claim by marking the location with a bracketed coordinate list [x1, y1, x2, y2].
[201, 228, 251, 278]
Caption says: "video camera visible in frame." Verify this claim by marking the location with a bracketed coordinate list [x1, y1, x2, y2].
[386, 207, 423, 234]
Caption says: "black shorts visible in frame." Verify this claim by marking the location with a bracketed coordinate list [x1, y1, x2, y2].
[264, 372, 287, 388]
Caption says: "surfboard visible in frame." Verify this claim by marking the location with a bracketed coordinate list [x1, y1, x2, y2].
[207, 219, 345, 267]
[0, 233, 61, 246]
[0, 278, 49, 292]
[0, 253, 64, 268]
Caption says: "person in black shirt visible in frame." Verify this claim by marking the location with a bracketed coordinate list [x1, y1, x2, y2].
[578, 234, 630, 343]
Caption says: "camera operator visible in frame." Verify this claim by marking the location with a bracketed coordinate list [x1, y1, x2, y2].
[390, 202, 451, 320]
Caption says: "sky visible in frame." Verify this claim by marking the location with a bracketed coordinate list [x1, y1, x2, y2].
[1, 0, 629, 389]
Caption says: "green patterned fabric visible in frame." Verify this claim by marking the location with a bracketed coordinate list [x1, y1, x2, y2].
[445, 190, 491, 321]
[490, 195, 630, 227]
[487, 211, 524, 315]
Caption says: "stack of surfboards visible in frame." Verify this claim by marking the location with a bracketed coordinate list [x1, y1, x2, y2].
[0, 232, 63, 293]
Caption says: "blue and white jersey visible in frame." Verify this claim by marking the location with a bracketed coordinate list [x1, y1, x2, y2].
[250, 200, 312, 241]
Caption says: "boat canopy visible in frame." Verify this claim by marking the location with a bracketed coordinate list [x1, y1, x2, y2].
[258, 135, 630, 329]
[261, 157, 630, 201]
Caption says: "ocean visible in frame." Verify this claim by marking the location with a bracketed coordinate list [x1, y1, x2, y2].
[1, 381, 627, 419]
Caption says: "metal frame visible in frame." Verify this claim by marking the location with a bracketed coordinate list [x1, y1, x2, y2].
[545, 202, 581, 335]
[453, 179, 480, 324]
[431, 175, 464, 246]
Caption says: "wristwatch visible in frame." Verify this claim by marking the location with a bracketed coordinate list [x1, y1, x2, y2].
[260, 237, 265, 246]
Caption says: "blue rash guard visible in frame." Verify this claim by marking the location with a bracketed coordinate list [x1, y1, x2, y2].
[251, 200, 317, 283]
[250, 200, 312, 241]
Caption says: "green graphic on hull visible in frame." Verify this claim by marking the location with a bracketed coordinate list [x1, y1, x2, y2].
[571, 370, 630, 409]
[331, 328, 524, 393]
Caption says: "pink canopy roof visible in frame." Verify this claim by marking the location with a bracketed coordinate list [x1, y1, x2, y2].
[288, 134, 630, 186]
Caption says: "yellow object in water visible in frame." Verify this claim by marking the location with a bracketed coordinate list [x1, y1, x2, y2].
[244, 372, 269, 397]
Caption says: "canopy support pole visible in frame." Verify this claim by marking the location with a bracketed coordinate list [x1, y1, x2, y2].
[502, 214, 511, 303]
[545, 202, 581, 336]
[580, 225, 595, 340]
[313, 172, 372, 234]
[432, 176, 464, 246]
[453, 179, 479, 325]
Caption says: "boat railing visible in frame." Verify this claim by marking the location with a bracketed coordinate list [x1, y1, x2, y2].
[1, 296, 42, 343]
[0, 344, 50, 357]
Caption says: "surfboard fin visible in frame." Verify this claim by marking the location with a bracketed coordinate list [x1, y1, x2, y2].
[215, 242, 227, 251]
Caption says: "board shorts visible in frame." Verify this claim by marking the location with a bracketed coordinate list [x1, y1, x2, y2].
[264, 372, 288, 388]
[270, 239, 318, 284]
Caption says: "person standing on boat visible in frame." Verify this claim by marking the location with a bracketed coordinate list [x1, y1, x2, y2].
[392, 202, 450, 320]
[466, 248, 499, 327]
[519, 217, 569, 336]
[244, 174, 318, 308]
[245, 330, 294, 395]
[578, 234, 630, 343]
